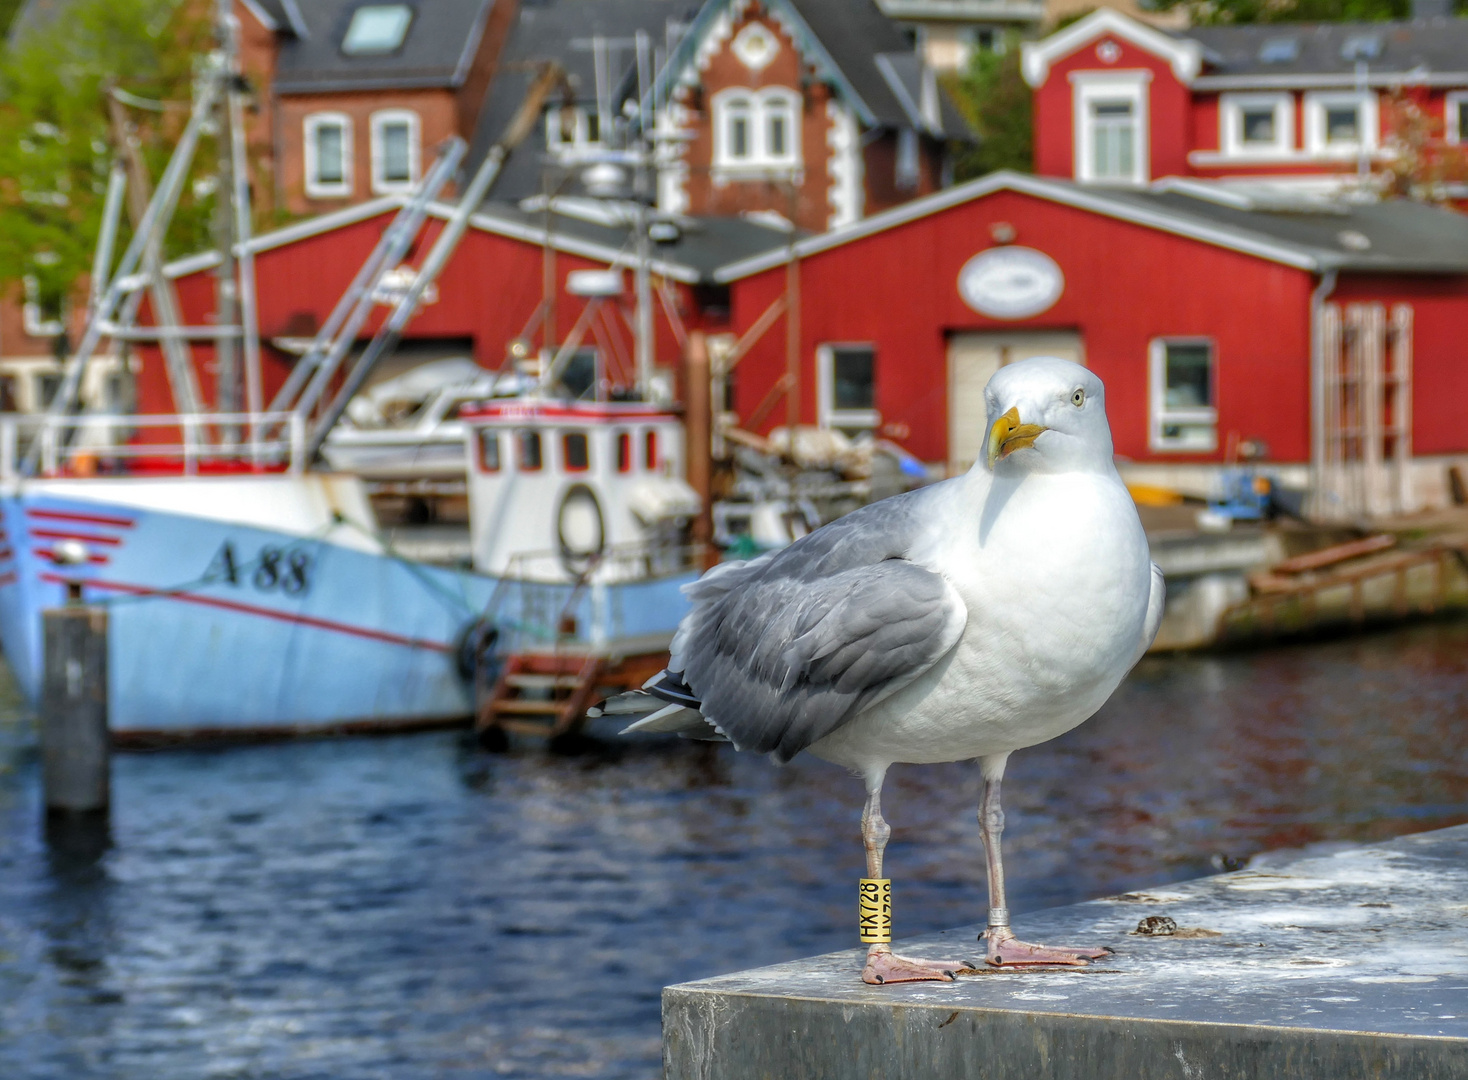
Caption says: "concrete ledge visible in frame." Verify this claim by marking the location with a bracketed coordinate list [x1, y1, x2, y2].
[664, 825, 1468, 1079]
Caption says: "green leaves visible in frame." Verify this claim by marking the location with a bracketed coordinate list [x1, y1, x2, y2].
[0, 0, 211, 311]
[947, 36, 1033, 181]
[1149, 0, 1422, 26]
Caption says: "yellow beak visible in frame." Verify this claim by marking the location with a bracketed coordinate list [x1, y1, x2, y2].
[987, 407, 1048, 468]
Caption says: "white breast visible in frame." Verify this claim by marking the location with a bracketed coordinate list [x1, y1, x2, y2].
[810, 468, 1152, 770]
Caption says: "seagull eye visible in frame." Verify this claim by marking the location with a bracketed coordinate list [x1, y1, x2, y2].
[1071, 388, 1086, 408]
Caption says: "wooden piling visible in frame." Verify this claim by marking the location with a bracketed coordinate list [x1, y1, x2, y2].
[40, 604, 110, 814]
[684, 329, 713, 548]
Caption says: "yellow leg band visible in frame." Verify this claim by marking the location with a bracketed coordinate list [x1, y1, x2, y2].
[859, 878, 892, 944]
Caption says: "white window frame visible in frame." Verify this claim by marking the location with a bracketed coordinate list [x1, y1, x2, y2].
[369, 108, 420, 194]
[816, 343, 879, 432]
[1303, 90, 1377, 158]
[712, 87, 802, 176]
[1446, 90, 1468, 144]
[1219, 92, 1294, 158]
[1071, 71, 1151, 185]
[1149, 337, 1217, 453]
[303, 112, 352, 199]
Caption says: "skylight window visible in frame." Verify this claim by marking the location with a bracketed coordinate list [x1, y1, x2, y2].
[342, 4, 413, 55]
[1258, 37, 1299, 63]
[1340, 34, 1382, 61]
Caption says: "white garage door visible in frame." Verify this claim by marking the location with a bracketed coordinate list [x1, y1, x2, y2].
[947, 331, 1085, 474]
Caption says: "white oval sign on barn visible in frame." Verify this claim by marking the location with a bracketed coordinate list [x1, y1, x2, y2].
[957, 247, 1064, 320]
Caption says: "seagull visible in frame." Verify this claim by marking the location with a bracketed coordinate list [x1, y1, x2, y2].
[604, 357, 1164, 984]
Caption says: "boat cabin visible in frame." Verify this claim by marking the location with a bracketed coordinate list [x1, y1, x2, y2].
[461, 400, 700, 582]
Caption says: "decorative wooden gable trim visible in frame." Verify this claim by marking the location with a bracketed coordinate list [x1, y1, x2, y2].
[1021, 9, 1202, 89]
[646, 0, 879, 129]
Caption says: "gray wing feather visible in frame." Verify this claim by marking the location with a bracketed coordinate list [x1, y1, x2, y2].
[672, 487, 966, 763]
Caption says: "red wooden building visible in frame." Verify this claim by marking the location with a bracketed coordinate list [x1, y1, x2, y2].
[718, 172, 1468, 516]
[1021, 8, 1468, 195]
[140, 168, 1468, 519]
[137, 195, 785, 411]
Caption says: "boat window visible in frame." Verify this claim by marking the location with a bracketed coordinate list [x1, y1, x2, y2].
[518, 430, 543, 471]
[616, 431, 631, 473]
[644, 429, 658, 471]
[479, 430, 501, 472]
[563, 432, 590, 472]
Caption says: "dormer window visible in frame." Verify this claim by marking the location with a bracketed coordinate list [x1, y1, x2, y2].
[1304, 91, 1376, 157]
[370, 109, 419, 193]
[304, 112, 352, 198]
[1072, 72, 1149, 185]
[1091, 101, 1135, 176]
[343, 4, 413, 55]
[713, 88, 801, 174]
[1220, 93, 1293, 158]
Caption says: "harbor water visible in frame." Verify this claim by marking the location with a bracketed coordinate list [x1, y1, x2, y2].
[1, 619, 1466, 1078]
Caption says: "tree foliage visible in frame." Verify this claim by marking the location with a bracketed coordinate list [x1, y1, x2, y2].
[1151, 0, 1418, 25]
[948, 36, 1033, 181]
[1375, 89, 1468, 201]
[0, 0, 213, 314]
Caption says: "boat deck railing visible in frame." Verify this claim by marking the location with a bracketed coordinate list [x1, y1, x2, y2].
[484, 540, 707, 654]
[0, 412, 309, 480]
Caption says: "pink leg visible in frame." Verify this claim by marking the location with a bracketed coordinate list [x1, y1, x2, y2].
[978, 756, 1112, 969]
[859, 771, 979, 985]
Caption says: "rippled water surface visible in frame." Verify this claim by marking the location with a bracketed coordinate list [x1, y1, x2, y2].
[1, 620, 1466, 1078]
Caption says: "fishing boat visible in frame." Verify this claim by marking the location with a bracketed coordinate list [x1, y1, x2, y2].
[0, 29, 700, 740]
[0, 418, 497, 737]
[320, 357, 529, 482]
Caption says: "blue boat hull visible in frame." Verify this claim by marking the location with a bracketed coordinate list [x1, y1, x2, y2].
[0, 486, 693, 736]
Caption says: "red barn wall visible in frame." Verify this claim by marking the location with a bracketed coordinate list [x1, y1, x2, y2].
[727, 188, 1319, 466]
[135, 213, 695, 413]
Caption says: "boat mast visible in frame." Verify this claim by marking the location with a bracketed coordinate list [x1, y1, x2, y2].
[633, 29, 655, 398]
[27, 5, 263, 473]
[213, 0, 264, 427]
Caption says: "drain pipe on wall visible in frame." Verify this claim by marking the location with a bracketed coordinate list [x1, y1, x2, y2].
[1309, 266, 1339, 521]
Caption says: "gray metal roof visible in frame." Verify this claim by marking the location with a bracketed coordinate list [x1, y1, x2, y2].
[642, 0, 917, 131]
[785, 0, 916, 127]
[874, 50, 974, 140]
[1098, 184, 1468, 273]
[473, 198, 801, 281]
[466, 0, 697, 201]
[1183, 17, 1468, 82]
[712, 172, 1468, 281]
[274, 0, 499, 93]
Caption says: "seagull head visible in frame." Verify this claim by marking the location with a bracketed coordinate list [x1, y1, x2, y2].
[983, 357, 1112, 474]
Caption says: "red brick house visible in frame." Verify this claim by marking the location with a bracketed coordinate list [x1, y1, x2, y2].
[473, 0, 972, 233]
[237, 0, 517, 214]
[1021, 8, 1468, 195]
[647, 0, 968, 231]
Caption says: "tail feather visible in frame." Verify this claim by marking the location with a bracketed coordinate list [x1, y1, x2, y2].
[593, 673, 724, 740]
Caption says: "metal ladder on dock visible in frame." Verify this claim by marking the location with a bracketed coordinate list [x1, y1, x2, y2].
[476, 653, 605, 740]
